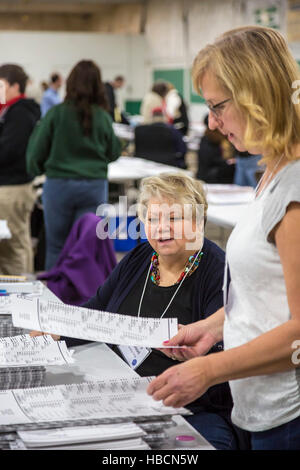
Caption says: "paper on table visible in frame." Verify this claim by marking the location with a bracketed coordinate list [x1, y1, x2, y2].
[0, 295, 12, 315]
[11, 296, 178, 348]
[205, 184, 255, 205]
[17, 422, 145, 447]
[0, 281, 44, 295]
[10, 437, 150, 450]
[0, 281, 56, 316]
[0, 377, 190, 426]
[0, 334, 74, 367]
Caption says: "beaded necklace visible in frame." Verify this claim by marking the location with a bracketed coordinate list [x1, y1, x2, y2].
[150, 250, 204, 286]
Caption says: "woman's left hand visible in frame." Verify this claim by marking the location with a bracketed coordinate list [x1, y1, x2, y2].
[147, 356, 213, 408]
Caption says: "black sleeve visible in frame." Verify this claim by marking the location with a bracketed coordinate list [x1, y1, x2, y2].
[0, 107, 36, 166]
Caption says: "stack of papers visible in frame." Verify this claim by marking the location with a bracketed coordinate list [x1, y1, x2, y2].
[0, 366, 46, 390]
[0, 281, 46, 338]
[0, 281, 44, 295]
[0, 296, 23, 338]
[0, 334, 74, 367]
[10, 436, 150, 450]
[205, 184, 255, 205]
[0, 377, 190, 428]
[13, 422, 149, 450]
[0, 334, 74, 390]
[0, 315, 24, 338]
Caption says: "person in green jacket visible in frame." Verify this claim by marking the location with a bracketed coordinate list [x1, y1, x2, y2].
[26, 60, 121, 270]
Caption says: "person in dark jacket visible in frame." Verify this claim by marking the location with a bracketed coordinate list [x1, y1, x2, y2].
[27, 60, 121, 270]
[197, 114, 235, 183]
[104, 75, 129, 124]
[0, 64, 40, 274]
[134, 108, 187, 168]
[31, 173, 248, 450]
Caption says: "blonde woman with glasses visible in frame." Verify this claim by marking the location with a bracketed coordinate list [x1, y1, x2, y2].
[148, 26, 300, 450]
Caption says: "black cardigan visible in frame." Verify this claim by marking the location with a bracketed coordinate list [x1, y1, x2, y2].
[65, 238, 233, 415]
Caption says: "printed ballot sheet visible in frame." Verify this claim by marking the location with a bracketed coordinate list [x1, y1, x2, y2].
[0, 334, 74, 367]
[0, 377, 190, 426]
[11, 296, 178, 348]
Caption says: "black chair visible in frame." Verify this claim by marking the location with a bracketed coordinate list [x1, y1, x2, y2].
[134, 123, 186, 168]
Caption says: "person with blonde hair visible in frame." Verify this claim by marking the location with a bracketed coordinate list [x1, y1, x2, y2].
[147, 26, 300, 450]
[31, 172, 244, 449]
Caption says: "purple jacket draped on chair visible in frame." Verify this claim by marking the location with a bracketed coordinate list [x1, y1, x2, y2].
[38, 213, 117, 306]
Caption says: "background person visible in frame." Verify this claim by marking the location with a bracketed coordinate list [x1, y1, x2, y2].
[165, 82, 189, 136]
[104, 75, 129, 124]
[234, 150, 261, 188]
[197, 114, 235, 183]
[27, 60, 121, 270]
[40, 72, 63, 117]
[140, 81, 169, 124]
[134, 107, 187, 168]
[0, 63, 40, 274]
[147, 26, 300, 451]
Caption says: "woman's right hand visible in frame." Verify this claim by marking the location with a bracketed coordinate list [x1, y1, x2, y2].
[30, 330, 61, 341]
[158, 308, 225, 361]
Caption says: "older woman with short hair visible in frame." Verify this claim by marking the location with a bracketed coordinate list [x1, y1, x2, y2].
[32, 173, 246, 449]
[81, 173, 243, 449]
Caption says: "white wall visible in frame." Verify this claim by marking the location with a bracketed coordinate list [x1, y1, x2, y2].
[144, 0, 290, 123]
[0, 0, 297, 124]
[0, 31, 146, 104]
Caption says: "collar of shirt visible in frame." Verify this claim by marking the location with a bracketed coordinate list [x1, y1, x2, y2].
[0, 93, 26, 114]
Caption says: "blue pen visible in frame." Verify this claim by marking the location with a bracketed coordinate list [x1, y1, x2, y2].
[0, 289, 7, 293]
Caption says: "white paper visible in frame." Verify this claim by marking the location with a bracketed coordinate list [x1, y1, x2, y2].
[0, 281, 44, 295]
[11, 296, 178, 348]
[18, 422, 145, 447]
[0, 295, 12, 315]
[0, 334, 74, 367]
[0, 281, 55, 316]
[0, 377, 190, 426]
[205, 184, 255, 205]
[11, 437, 150, 450]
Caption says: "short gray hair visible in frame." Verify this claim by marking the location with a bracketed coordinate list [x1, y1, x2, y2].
[137, 173, 208, 223]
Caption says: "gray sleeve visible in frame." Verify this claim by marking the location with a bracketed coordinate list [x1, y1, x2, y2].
[261, 160, 300, 243]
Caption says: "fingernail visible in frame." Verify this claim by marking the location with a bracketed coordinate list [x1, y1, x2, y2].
[163, 340, 169, 344]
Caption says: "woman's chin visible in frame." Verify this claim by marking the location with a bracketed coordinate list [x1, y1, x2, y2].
[156, 239, 175, 250]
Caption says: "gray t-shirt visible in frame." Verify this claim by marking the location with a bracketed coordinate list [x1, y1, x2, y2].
[224, 159, 300, 432]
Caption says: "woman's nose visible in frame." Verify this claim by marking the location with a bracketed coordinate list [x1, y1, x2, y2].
[208, 111, 221, 130]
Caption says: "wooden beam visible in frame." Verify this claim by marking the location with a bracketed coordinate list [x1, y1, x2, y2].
[0, 1, 144, 14]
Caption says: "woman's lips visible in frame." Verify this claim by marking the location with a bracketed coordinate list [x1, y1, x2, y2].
[158, 238, 174, 244]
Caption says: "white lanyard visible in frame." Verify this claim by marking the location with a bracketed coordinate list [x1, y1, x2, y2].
[119, 249, 203, 370]
[137, 248, 203, 319]
[255, 154, 284, 196]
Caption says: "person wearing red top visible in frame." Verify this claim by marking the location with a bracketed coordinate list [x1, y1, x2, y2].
[0, 64, 40, 275]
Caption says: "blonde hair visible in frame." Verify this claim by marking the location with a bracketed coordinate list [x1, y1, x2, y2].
[137, 173, 208, 223]
[192, 26, 300, 164]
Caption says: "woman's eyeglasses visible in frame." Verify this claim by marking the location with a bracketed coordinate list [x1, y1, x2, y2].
[207, 98, 230, 119]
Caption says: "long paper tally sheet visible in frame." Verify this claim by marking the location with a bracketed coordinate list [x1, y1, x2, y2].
[11, 296, 178, 348]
